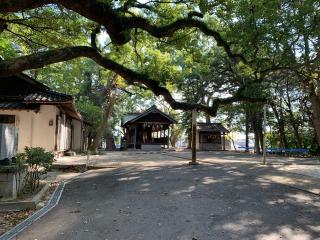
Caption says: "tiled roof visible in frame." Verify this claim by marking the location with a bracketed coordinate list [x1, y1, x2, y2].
[0, 74, 73, 104]
[122, 105, 176, 126]
[0, 74, 81, 120]
[121, 113, 140, 126]
[0, 102, 39, 110]
[197, 123, 228, 133]
[23, 90, 73, 103]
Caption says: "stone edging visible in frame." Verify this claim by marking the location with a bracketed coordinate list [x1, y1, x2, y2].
[0, 183, 50, 212]
[0, 182, 65, 240]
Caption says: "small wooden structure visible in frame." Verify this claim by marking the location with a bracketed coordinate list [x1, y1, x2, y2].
[121, 106, 176, 150]
[196, 123, 228, 151]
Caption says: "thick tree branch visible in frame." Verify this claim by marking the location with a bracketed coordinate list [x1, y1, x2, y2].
[124, 16, 246, 63]
[0, 0, 50, 12]
[90, 25, 101, 52]
[0, 0, 246, 63]
[0, 46, 261, 115]
[0, 0, 130, 44]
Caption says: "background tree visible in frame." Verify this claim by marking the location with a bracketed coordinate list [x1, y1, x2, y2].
[0, 0, 319, 152]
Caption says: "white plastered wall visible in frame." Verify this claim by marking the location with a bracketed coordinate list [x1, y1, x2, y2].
[1, 105, 83, 153]
[72, 119, 82, 151]
[0, 105, 57, 152]
[31, 105, 57, 151]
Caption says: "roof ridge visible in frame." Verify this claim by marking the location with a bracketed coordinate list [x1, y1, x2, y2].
[45, 89, 73, 98]
[122, 105, 176, 126]
[18, 73, 73, 98]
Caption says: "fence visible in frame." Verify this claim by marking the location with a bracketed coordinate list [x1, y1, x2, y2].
[266, 147, 309, 156]
[0, 124, 18, 160]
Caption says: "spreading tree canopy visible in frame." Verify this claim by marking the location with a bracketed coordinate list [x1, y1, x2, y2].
[0, 0, 319, 145]
[0, 0, 270, 116]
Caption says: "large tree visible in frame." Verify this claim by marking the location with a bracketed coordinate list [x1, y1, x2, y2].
[0, 0, 265, 116]
[0, 0, 319, 146]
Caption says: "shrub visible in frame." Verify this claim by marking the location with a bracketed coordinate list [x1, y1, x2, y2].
[14, 153, 27, 195]
[19, 147, 54, 192]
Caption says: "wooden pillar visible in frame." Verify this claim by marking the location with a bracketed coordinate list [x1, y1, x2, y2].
[134, 125, 137, 149]
[223, 133, 226, 151]
[190, 109, 198, 165]
[167, 126, 170, 148]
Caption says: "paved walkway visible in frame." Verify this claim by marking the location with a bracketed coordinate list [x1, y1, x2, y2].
[16, 162, 320, 240]
[55, 150, 320, 166]
[55, 151, 188, 168]
[55, 151, 320, 195]
[166, 151, 320, 195]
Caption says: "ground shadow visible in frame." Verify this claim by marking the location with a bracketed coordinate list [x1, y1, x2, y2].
[16, 161, 320, 240]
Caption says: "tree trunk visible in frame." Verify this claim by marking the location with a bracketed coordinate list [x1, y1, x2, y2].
[251, 114, 261, 154]
[270, 102, 288, 148]
[90, 91, 117, 152]
[259, 128, 264, 152]
[231, 137, 238, 152]
[104, 129, 116, 151]
[303, 34, 320, 147]
[250, 109, 263, 154]
[205, 114, 210, 123]
[278, 108, 288, 148]
[254, 129, 260, 154]
[310, 87, 320, 146]
[288, 110, 302, 148]
[89, 76, 117, 153]
[285, 80, 303, 148]
[245, 109, 249, 152]
[170, 126, 181, 147]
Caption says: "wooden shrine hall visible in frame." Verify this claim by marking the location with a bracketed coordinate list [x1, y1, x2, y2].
[196, 123, 228, 151]
[121, 106, 176, 150]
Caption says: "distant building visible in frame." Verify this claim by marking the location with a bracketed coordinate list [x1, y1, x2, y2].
[0, 74, 85, 158]
[196, 123, 228, 151]
[121, 105, 176, 150]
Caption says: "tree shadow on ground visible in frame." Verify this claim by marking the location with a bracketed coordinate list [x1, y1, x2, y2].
[42, 163, 320, 240]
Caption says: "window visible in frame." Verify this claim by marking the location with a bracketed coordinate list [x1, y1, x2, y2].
[0, 115, 15, 124]
[200, 132, 221, 144]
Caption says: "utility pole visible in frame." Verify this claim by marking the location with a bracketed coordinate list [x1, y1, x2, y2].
[262, 104, 267, 165]
[189, 108, 198, 165]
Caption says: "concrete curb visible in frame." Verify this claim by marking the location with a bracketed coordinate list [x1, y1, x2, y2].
[0, 182, 65, 240]
[87, 165, 117, 170]
[0, 183, 50, 212]
[32, 183, 50, 205]
[0, 201, 35, 212]
[51, 163, 87, 172]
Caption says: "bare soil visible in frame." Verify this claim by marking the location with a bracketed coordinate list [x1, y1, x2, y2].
[16, 183, 45, 201]
[0, 209, 35, 235]
[0, 183, 57, 236]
